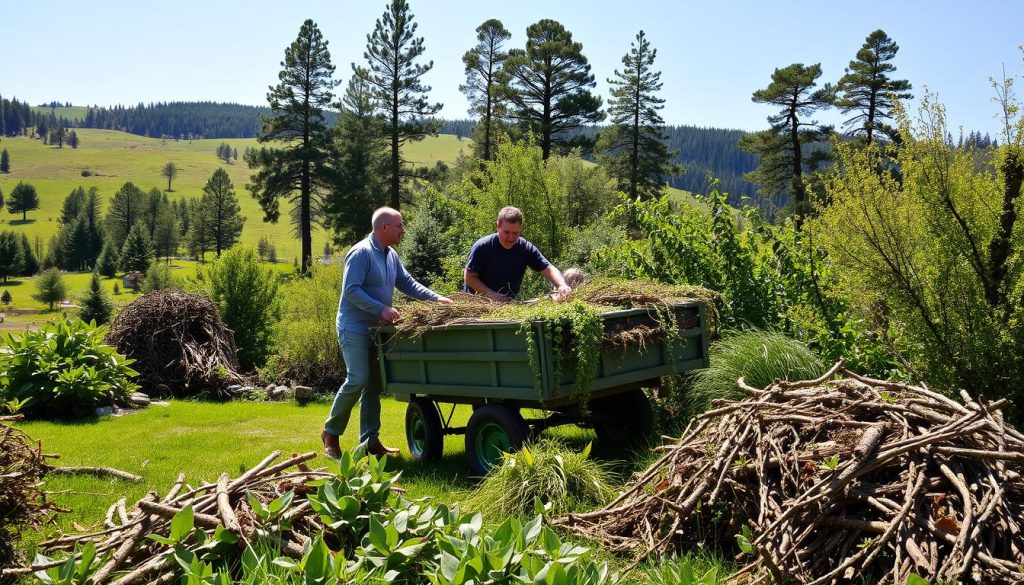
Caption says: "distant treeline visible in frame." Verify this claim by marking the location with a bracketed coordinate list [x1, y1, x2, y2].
[76, 102, 300, 139]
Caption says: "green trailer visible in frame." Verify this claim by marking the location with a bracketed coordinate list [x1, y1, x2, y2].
[376, 301, 709, 475]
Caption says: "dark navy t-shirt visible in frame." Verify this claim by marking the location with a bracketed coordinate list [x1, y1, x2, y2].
[464, 233, 550, 298]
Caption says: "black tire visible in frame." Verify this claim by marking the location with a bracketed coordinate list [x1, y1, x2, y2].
[590, 389, 653, 446]
[465, 404, 528, 476]
[405, 399, 444, 462]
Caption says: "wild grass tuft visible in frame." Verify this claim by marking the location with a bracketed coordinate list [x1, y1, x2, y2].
[684, 329, 825, 419]
[640, 550, 732, 585]
[466, 437, 616, 518]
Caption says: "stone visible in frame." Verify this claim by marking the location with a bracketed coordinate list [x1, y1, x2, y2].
[94, 406, 115, 417]
[131, 392, 151, 407]
[293, 385, 314, 402]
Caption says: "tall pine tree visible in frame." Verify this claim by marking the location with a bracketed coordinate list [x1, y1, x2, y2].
[354, 0, 442, 209]
[105, 182, 147, 250]
[161, 161, 178, 191]
[739, 63, 833, 225]
[0, 148, 9, 173]
[20, 234, 38, 277]
[246, 19, 338, 273]
[323, 74, 390, 245]
[460, 19, 511, 162]
[118, 222, 154, 273]
[598, 30, 678, 202]
[836, 30, 912, 144]
[503, 19, 604, 160]
[0, 232, 23, 283]
[8, 182, 39, 222]
[201, 168, 245, 256]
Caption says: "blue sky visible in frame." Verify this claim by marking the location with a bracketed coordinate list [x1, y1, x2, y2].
[2, 0, 1021, 134]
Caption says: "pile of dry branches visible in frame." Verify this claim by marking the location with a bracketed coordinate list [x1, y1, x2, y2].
[2, 451, 330, 584]
[0, 416, 53, 570]
[105, 291, 246, 399]
[557, 361, 1024, 584]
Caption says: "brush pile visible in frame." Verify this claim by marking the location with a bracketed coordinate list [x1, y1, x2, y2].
[2, 451, 331, 584]
[557, 361, 1024, 584]
[0, 416, 53, 571]
[105, 291, 246, 399]
[392, 278, 715, 345]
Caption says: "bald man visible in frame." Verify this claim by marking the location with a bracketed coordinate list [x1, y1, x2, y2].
[323, 206, 451, 458]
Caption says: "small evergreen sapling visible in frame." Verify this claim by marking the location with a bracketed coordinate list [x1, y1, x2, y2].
[78, 271, 113, 325]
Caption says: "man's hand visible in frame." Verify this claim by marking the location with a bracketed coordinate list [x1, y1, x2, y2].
[555, 284, 572, 299]
[437, 296, 453, 305]
[380, 307, 400, 323]
[488, 291, 512, 303]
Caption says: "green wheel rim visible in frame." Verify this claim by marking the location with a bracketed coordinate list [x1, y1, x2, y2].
[474, 421, 511, 471]
[408, 412, 427, 457]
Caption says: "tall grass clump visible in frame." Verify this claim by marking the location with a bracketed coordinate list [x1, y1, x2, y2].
[685, 329, 825, 419]
[641, 552, 731, 585]
[466, 437, 615, 517]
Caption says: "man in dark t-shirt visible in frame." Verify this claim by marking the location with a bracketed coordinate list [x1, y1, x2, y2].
[464, 206, 572, 301]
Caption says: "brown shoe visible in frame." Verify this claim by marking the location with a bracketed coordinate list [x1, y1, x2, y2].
[366, 440, 400, 457]
[321, 430, 341, 458]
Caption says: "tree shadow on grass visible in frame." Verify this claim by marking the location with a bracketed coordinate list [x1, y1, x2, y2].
[7, 219, 36, 226]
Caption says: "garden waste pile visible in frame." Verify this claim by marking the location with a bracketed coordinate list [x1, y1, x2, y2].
[0, 416, 52, 571]
[557, 361, 1024, 584]
[391, 277, 717, 347]
[105, 291, 246, 399]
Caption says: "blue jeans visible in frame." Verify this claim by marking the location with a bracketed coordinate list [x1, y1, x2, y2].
[324, 329, 381, 444]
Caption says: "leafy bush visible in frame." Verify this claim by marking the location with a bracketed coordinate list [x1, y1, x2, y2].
[32, 267, 67, 311]
[1, 289, 10, 304]
[209, 246, 281, 371]
[466, 438, 615, 517]
[260, 258, 342, 390]
[0, 319, 139, 418]
[685, 329, 825, 420]
[140, 261, 177, 293]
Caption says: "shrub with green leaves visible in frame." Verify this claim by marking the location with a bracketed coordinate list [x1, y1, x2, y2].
[0, 319, 139, 417]
[209, 246, 281, 371]
[466, 438, 615, 517]
[140, 261, 177, 293]
[260, 258, 342, 390]
[685, 329, 825, 419]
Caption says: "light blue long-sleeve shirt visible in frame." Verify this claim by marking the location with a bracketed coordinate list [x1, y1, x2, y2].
[336, 233, 440, 335]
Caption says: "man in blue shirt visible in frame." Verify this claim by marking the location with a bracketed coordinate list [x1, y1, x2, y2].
[323, 206, 451, 458]
[464, 206, 572, 301]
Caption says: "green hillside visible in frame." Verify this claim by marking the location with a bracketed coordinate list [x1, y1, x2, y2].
[0, 129, 473, 260]
[30, 105, 90, 122]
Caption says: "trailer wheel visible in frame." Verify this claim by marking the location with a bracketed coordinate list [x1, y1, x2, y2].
[590, 389, 653, 446]
[466, 405, 527, 476]
[406, 399, 444, 462]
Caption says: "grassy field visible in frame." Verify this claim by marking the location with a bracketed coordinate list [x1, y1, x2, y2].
[0, 129, 473, 262]
[0, 258, 297, 319]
